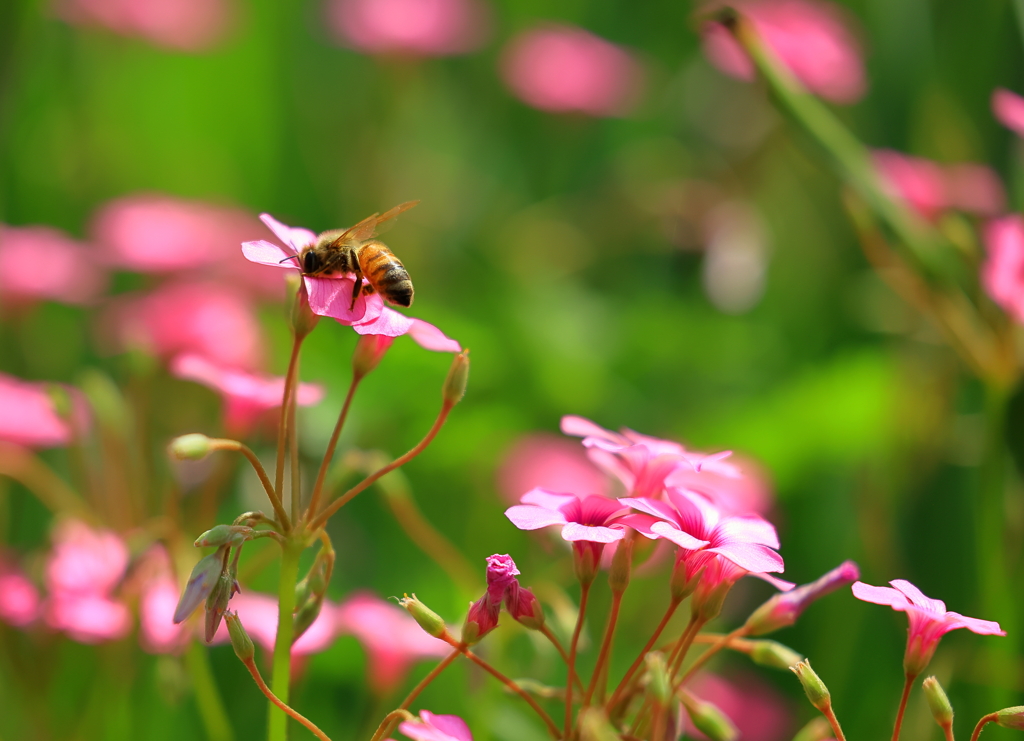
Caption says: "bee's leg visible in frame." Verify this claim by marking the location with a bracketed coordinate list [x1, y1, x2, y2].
[361, 284, 375, 295]
[348, 269, 364, 311]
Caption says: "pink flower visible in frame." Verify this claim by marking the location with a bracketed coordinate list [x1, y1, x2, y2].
[334, 592, 450, 694]
[500, 25, 644, 117]
[562, 415, 727, 500]
[171, 354, 325, 432]
[496, 432, 608, 506]
[208, 591, 338, 656]
[702, 0, 865, 104]
[137, 547, 190, 654]
[666, 453, 774, 516]
[326, 0, 489, 57]
[852, 579, 1005, 676]
[92, 194, 281, 298]
[0, 225, 106, 307]
[993, 88, 1024, 137]
[45, 592, 132, 643]
[0, 374, 75, 449]
[102, 280, 265, 370]
[873, 150, 1005, 220]
[0, 559, 41, 627]
[463, 554, 542, 643]
[683, 672, 794, 741]
[982, 215, 1024, 323]
[397, 710, 473, 741]
[242, 214, 461, 350]
[745, 560, 859, 635]
[53, 0, 235, 52]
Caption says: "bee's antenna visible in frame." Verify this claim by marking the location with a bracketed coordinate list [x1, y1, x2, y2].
[279, 255, 301, 265]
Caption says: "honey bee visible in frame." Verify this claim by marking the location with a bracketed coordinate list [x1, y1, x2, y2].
[292, 201, 419, 310]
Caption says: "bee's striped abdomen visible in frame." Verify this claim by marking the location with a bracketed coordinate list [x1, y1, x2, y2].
[358, 240, 415, 307]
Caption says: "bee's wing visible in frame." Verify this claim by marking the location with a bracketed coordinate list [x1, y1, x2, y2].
[329, 201, 420, 244]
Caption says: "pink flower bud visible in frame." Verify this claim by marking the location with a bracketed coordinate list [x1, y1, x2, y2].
[485, 554, 520, 603]
[461, 594, 500, 645]
[745, 560, 859, 636]
[506, 584, 545, 630]
[352, 334, 394, 378]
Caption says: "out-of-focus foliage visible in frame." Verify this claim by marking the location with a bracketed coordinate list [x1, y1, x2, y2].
[1, 0, 1024, 739]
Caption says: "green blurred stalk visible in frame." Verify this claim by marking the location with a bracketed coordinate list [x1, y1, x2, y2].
[186, 641, 235, 741]
[268, 542, 302, 741]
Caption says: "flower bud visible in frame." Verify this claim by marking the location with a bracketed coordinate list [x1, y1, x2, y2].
[792, 717, 832, 741]
[749, 640, 804, 670]
[352, 334, 394, 379]
[680, 691, 739, 741]
[293, 593, 325, 644]
[745, 561, 860, 636]
[169, 433, 213, 461]
[173, 549, 225, 623]
[608, 538, 632, 595]
[485, 554, 520, 603]
[225, 611, 254, 662]
[461, 594, 500, 645]
[507, 584, 545, 630]
[205, 567, 239, 642]
[997, 707, 1024, 730]
[442, 350, 469, 407]
[922, 677, 953, 728]
[790, 660, 831, 713]
[670, 558, 704, 602]
[644, 652, 671, 704]
[287, 273, 320, 340]
[194, 525, 253, 548]
[573, 541, 602, 586]
[398, 594, 449, 640]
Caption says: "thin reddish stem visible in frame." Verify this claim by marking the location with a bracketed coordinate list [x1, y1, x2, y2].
[305, 374, 361, 523]
[971, 714, 999, 741]
[275, 336, 304, 529]
[823, 703, 848, 741]
[369, 711, 415, 741]
[242, 657, 331, 741]
[606, 596, 681, 713]
[892, 674, 917, 741]
[565, 581, 592, 739]
[584, 591, 622, 707]
[399, 648, 460, 710]
[675, 624, 749, 690]
[539, 624, 585, 693]
[667, 616, 701, 680]
[308, 402, 453, 532]
[941, 721, 956, 741]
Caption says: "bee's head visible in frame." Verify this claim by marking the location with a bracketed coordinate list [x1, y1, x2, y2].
[302, 250, 321, 274]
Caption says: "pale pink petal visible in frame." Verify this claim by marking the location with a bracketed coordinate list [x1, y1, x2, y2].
[520, 487, 577, 510]
[716, 516, 780, 549]
[982, 216, 1024, 323]
[46, 520, 129, 597]
[889, 579, 946, 614]
[616, 513, 661, 539]
[327, 0, 491, 57]
[504, 504, 567, 530]
[0, 225, 107, 306]
[946, 613, 1006, 636]
[45, 593, 132, 643]
[55, 0, 234, 52]
[353, 306, 415, 337]
[619, 496, 680, 523]
[560, 415, 618, 440]
[405, 318, 461, 352]
[0, 568, 40, 627]
[560, 522, 624, 543]
[0, 374, 74, 449]
[140, 577, 189, 653]
[851, 582, 910, 609]
[420, 712, 474, 741]
[305, 275, 380, 323]
[708, 541, 785, 573]
[242, 239, 298, 267]
[649, 521, 711, 550]
[993, 88, 1024, 137]
[209, 591, 338, 655]
[259, 213, 317, 253]
[497, 433, 607, 505]
[753, 572, 796, 591]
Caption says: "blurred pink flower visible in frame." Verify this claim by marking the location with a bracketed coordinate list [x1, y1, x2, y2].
[500, 25, 644, 117]
[666, 454, 773, 516]
[982, 215, 1024, 322]
[53, 0, 235, 52]
[334, 591, 450, 694]
[171, 353, 325, 432]
[852, 579, 1005, 676]
[243, 214, 461, 350]
[398, 710, 474, 741]
[0, 559, 41, 627]
[92, 194, 281, 298]
[0, 374, 75, 449]
[702, 0, 865, 104]
[993, 88, 1024, 137]
[0, 225, 106, 307]
[684, 672, 794, 741]
[326, 0, 489, 56]
[44, 520, 132, 643]
[209, 591, 338, 655]
[140, 576, 189, 652]
[497, 432, 608, 506]
[104, 280, 265, 370]
[873, 150, 1005, 220]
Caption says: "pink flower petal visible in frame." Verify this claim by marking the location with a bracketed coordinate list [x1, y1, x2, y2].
[0, 225, 107, 306]
[305, 275, 379, 323]
[520, 487, 578, 510]
[889, 579, 946, 614]
[259, 213, 317, 254]
[561, 414, 618, 440]
[946, 613, 1006, 636]
[708, 541, 785, 574]
[715, 516, 780, 549]
[242, 239, 298, 267]
[560, 522, 624, 543]
[649, 521, 712, 550]
[353, 306, 416, 337]
[406, 318, 461, 352]
[851, 582, 909, 609]
[619, 496, 679, 522]
[993, 88, 1024, 137]
[504, 504, 568, 530]
[0, 374, 74, 449]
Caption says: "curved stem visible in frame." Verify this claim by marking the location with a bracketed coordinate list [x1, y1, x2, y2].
[891, 674, 916, 741]
[971, 714, 999, 741]
[675, 625, 750, 690]
[941, 721, 956, 741]
[369, 710, 415, 741]
[667, 616, 701, 680]
[823, 704, 848, 741]
[268, 542, 303, 741]
[400, 648, 460, 711]
[565, 581, 592, 739]
[243, 656, 331, 741]
[308, 401, 454, 532]
[275, 337, 304, 528]
[539, 624, 585, 693]
[305, 375, 361, 524]
[214, 440, 289, 530]
[606, 596, 681, 713]
[584, 591, 622, 707]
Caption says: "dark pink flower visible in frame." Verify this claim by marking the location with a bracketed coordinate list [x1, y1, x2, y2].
[0, 225, 106, 307]
[326, 0, 489, 57]
[702, 0, 865, 104]
[982, 215, 1024, 323]
[500, 25, 644, 117]
[103, 280, 265, 370]
[398, 710, 473, 741]
[497, 432, 608, 506]
[0, 558, 40, 627]
[242, 214, 461, 350]
[53, 0, 235, 52]
[171, 354, 325, 432]
[0, 374, 75, 449]
[334, 592, 450, 694]
[852, 579, 1005, 676]
[993, 88, 1024, 137]
[92, 194, 281, 298]
[873, 150, 1005, 220]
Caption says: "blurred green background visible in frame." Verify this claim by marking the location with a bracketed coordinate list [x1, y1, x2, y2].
[2, 0, 1024, 739]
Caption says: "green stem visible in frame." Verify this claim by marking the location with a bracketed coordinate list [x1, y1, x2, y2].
[186, 641, 236, 741]
[268, 541, 304, 741]
[275, 337, 304, 525]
